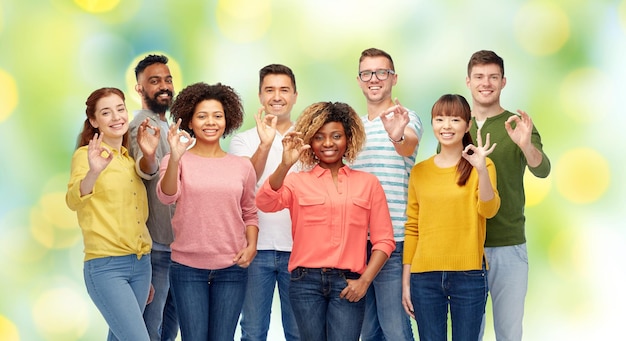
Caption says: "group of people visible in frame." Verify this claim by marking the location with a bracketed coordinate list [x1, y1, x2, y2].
[66, 48, 550, 341]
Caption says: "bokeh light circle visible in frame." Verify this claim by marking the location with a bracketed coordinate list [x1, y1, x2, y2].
[0, 315, 19, 341]
[0, 69, 18, 123]
[514, 2, 570, 56]
[32, 287, 89, 339]
[74, 0, 121, 13]
[216, 0, 272, 43]
[555, 148, 610, 204]
[524, 172, 552, 207]
[559, 68, 611, 124]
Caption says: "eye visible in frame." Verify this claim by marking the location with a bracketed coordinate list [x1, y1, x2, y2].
[313, 135, 323, 141]
[333, 134, 342, 140]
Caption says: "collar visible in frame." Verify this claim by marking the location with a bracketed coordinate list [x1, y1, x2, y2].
[310, 164, 352, 178]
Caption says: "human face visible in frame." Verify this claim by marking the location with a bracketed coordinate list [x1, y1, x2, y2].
[137, 63, 174, 114]
[432, 114, 469, 148]
[466, 63, 506, 108]
[188, 99, 226, 143]
[357, 56, 397, 105]
[311, 121, 347, 170]
[259, 74, 298, 122]
[89, 94, 128, 146]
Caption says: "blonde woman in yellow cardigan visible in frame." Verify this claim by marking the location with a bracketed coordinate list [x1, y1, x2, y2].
[401, 94, 500, 341]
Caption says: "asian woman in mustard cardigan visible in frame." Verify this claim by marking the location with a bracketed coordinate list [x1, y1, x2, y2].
[401, 94, 500, 341]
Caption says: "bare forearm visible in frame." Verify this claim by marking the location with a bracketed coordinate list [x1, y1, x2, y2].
[249, 143, 271, 180]
[160, 158, 180, 195]
[268, 163, 291, 191]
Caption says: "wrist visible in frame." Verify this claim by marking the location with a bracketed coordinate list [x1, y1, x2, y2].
[389, 135, 405, 144]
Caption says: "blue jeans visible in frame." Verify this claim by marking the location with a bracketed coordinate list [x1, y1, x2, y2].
[169, 262, 247, 341]
[84, 254, 152, 341]
[143, 250, 179, 341]
[240, 250, 299, 341]
[361, 241, 414, 341]
[479, 244, 528, 341]
[410, 266, 488, 341]
[289, 267, 365, 341]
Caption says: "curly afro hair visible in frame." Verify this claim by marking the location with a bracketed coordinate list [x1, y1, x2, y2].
[169, 82, 244, 138]
[294, 101, 365, 168]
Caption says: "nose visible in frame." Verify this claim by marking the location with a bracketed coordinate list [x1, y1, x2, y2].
[323, 136, 333, 146]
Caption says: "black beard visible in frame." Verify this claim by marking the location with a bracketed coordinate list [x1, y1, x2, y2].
[143, 90, 173, 114]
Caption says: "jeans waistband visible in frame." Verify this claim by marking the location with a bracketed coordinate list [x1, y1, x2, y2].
[296, 267, 352, 274]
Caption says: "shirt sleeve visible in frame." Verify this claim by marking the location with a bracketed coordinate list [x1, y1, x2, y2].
[528, 125, 551, 178]
[241, 162, 259, 228]
[229, 132, 253, 158]
[255, 177, 293, 213]
[368, 178, 396, 257]
[403, 166, 420, 265]
[477, 159, 501, 219]
[66, 148, 93, 211]
[156, 153, 180, 205]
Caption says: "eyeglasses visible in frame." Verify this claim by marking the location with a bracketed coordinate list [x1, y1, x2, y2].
[358, 69, 395, 82]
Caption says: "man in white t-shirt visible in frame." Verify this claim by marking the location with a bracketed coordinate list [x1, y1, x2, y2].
[229, 64, 300, 341]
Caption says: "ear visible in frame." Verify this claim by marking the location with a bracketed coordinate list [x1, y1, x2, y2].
[89, 118, 98, 129]
[466, 119, 472, 133]
[501, 76, 507, 89]
[135, 84, 141, 94]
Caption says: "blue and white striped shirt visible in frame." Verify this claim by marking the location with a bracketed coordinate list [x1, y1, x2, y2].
[350, 110, 423, 241]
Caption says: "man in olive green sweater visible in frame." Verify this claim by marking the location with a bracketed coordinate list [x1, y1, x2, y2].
[466, 50, 551, 341]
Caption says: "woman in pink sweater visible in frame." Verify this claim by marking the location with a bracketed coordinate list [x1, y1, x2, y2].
[157, 82, 259, 341]
[401, 94, 500, 341]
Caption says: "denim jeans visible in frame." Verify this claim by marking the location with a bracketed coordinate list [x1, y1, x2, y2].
[289, 267, 365, 341]
[410, 266, 488, 341]
[361, 241, 414, 341]
[84, 254, 152, 341]
[143, 250, 178, 341]
[240, 250, 299, 341]
[169, 262, 247, 341]
[479, 244, 528, 341]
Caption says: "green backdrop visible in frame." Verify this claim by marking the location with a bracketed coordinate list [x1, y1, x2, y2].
[0, 0, 623, 339]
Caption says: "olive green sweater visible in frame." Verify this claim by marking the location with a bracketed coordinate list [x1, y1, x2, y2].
[471, 111, 551, 247]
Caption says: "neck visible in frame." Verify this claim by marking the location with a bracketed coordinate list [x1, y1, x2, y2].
[189, 141, 226, 158]
[366, 98, 395, 120]
[435, 145, 462, 168]
[102, 136, 123, 152]
[276, 117, 293, 134]
[471, 102, 504, 121]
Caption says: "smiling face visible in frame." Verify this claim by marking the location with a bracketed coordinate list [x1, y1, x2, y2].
[466, 63, 506, 108]
[137, 63, 174, 114]
[188, 99, 226, 143]
[311, 121, 347, 170]
[432, 114, 470, 148]
[357, 56, 397, 105]
[89, 94, 129, 147]
[259, 73, 298, 123]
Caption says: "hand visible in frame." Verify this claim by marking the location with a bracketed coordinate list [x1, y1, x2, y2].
[339, 278, 369, 303]
[233, 245, 257, 268]
[402, 282, 415, 319]
[146, 284, 155, 305]
[137, 118, 160, 159]
[167, 118, 194, 161]
[87, 133, 113, 174]
[379, 98, 410, 141]
[505, 109, 533, 149]
[280, 131, 310, 167]
[255, 107, 278, 147]
[462, 128, 497, 171]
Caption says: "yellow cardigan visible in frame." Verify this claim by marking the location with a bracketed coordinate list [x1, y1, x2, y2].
[403, 156, 500, 272]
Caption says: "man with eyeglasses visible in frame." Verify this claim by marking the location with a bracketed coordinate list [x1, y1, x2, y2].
[351, 47, 423, 341]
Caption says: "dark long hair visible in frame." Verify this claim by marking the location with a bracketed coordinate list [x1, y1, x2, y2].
[431, 94, 474, 186]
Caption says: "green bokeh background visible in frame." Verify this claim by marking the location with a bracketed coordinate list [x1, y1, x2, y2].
[0, 0, 623, 340]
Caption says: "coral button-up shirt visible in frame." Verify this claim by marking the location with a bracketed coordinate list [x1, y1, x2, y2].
[256, 165, 395, 274]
